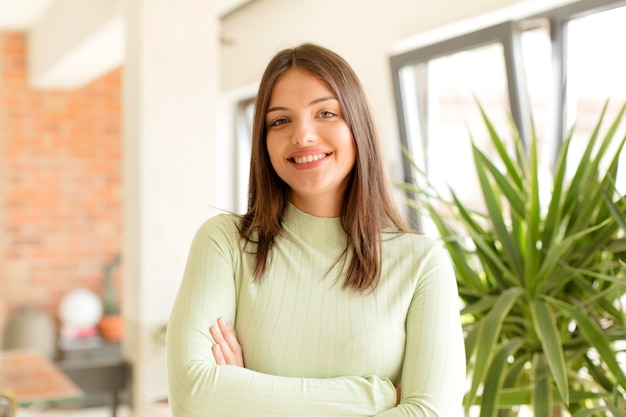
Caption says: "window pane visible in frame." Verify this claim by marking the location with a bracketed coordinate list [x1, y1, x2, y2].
[521, 21, 552, 131]
[428, 44, 509, 206]
[566, 6, 626, 191]
[236, 98, 255, 213]
[399, 43, 511, 232]
[520, 21, 555, 206]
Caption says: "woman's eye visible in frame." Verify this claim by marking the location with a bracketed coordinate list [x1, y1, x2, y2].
[269, 118, 288, 127]
[320, 111, 337, 119]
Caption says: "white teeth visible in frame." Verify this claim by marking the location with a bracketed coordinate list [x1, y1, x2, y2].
[293, 153, 327, 164]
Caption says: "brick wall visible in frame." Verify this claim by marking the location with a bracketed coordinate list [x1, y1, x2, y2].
[0, 32, 123, 343]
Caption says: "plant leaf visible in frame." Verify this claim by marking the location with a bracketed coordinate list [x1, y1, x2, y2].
[479, 339, 524, 417]
[472, 143, 524, 280]
[572, 407, 610, 417]
[529, 300, 568, 405]
[524, 126, 541, 294]
[533, 353, 552, 417]
[467, 287, 524, 409]
[545, 296, 626, 391]
[476, 103, 524, 189]
[473, 149, 525, 218]
[606, 400, 626, 417]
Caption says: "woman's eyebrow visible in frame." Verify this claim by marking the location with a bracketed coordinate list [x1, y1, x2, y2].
[308, 96, 337, 106]
[266, 105, 288, 114]
[266, 96, 338, 114]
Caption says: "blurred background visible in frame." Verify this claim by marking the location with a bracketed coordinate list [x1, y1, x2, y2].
[0, 0, 624, 416]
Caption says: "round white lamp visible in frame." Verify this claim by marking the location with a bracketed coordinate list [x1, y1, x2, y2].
[58, 288, 103, 336]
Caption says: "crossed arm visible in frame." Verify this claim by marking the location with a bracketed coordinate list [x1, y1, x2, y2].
[167, 216, 466, 416]
[210, 318, 402, 406]
[166, 217, 400, 416]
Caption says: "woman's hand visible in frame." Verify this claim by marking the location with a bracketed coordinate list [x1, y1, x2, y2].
[210, 317, 244, 367]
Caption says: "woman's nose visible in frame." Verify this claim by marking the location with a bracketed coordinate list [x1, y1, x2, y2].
[291, 119, 317, 145]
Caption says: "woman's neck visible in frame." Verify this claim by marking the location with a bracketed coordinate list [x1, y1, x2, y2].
[289, 193, 342, 218]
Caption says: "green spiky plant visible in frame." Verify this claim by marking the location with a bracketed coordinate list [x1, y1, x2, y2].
[402, 102, 626, 417]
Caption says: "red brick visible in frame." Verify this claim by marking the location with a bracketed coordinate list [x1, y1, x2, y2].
[0, 32, 123, 335]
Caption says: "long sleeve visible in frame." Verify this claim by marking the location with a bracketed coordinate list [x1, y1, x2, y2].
[374, 243, 466, 417]
[167, 205, 466, 416]
[166, 214, 397, 417]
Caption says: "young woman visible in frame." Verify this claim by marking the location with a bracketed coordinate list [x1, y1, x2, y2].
[166, 43, 466, 416]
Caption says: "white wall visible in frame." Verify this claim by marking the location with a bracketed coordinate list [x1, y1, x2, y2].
[122, 0, 220, 408]
[218, 0, 577, 189]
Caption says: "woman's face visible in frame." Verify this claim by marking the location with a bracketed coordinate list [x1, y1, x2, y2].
[265, 68, 356, 216]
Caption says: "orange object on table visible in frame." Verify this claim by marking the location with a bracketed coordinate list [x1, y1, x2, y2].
[0, 350, 83, 407]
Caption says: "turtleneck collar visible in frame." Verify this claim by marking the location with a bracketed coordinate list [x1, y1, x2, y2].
[281, 203, 347, 249]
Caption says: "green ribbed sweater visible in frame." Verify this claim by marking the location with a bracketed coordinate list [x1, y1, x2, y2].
[166, 203, 466, 416]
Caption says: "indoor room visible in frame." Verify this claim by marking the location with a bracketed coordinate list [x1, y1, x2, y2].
[1, 0, 625, 416]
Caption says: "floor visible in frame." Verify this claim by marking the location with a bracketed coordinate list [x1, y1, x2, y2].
[18, 399, 169, 417]
[20, 405, 133, 417]
[35, 404, 172, 417]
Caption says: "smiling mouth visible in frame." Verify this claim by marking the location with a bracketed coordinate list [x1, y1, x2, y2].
[290, 153, 330, 165]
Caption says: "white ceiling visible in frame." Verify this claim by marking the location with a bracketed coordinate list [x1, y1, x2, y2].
[0, 0, 249, 30]
[0, 0, 55, 29]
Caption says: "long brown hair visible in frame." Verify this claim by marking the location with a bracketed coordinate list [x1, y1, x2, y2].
[241, 43, 409, 292]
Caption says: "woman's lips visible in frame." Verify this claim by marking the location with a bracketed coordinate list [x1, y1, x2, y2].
[291, 153, 330, 165]
[287, 151, 331, 169]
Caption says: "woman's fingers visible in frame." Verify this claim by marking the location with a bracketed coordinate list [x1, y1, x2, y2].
[212, 344, 225, 365]
[219, 317, 243, 359]
[210, 317, 244, 367]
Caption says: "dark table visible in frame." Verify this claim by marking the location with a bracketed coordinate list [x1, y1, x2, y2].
[56, 341, 131, 417]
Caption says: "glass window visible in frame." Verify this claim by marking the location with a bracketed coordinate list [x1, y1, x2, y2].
[235, 98, 255, 213]
[519, 20, 552, 162]
[519, 21, 555, 207]
[423, 43, 510, 209]
[392, 1, 626, 228]
[397, 43, 512, 234]
[565, 6, 626, 190]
